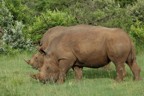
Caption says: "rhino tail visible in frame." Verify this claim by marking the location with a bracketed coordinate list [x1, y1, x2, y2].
[127, 42, 136, 64]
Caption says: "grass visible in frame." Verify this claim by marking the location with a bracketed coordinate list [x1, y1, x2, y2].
[0, 53, 144, 96]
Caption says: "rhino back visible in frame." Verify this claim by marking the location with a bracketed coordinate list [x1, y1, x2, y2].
[50, 27, 106, 66]
[40, 26, 67, 50]
[51, 26, 132, 68]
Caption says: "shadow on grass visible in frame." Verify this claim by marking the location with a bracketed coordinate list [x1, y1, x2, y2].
[67, 68, 116, 80]
[83, 68, 116, 79]
[67, 67, 133, 80]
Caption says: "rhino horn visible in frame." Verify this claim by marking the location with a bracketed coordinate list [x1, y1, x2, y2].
[24, 59, 30, 64]
[39, 48, 47, 55]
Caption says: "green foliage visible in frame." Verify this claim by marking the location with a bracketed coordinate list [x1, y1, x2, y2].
[2, 21, 32, 49]
[115, 0, 137, 7]
[0, 1, 33, 54]
[129, 0, 144, 22]
[130, 20, 144, 52]
[68, 0, 133, 31]
[28, 10, 76, 42]
[0, 0, 144, 53]
[3, 0, 35, 24]
[34, 0, 74, 12]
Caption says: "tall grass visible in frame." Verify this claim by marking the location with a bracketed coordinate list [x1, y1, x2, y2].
[0, 53, 144, 96]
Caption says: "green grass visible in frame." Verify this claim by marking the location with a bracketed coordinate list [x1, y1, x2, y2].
[0, 53, 144, 96]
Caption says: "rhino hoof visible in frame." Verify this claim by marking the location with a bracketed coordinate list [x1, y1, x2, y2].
[134, 77, 142, 81]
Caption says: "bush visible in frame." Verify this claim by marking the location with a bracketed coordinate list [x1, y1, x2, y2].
[34, 0, 74, 12]
[115, 0, 137, 7]
[130, 20, 144, 52]
[128, 0, 144, 23]
[28, 10, 76, 42]
[3, 0, 35, 24]
[0, 1, 33, 54]
[68, 0, 133, 31]
[0, 0, 144, 54]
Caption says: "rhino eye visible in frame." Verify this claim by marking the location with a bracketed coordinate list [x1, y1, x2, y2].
[35, 57, 38, 61]
[47, 66, 52, 71]
[47, 67, 49, 70]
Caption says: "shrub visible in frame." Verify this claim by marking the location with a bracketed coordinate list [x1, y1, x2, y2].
[128, 0, 144, 23]
[0, 1, 33, 54]
[3, 0, 35, 24]
[34, 0, 74, 12]
[130, 20, 144, 52]
[68, 0, 133, 31]
[0, 0, 144, 54]
[115, 0, 137, 7]
[28, 10, 76, 42]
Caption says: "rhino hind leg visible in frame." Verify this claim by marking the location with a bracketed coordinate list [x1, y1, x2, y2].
[114, 62, 125, 82]
[127, 61, 142, 81]
[107, 53, 127, 81]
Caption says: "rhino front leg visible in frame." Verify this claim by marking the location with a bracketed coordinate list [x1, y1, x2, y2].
[73, 65, 83, 80]
[57, 58, 76, 84]
[30, 73, 47, 84]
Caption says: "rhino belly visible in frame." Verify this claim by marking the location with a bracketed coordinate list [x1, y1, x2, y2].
[76, 56, 110, 68]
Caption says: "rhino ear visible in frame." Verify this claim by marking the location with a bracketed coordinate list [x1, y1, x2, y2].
[37, 46, 47, 55]
[39, 48, 47, 55]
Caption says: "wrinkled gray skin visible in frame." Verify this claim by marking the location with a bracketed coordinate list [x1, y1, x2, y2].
[33, 25, 141, 84]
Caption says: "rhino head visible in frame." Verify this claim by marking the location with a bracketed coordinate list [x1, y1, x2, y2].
[25, 52, 44, 70]
[31, 53, 60, 83]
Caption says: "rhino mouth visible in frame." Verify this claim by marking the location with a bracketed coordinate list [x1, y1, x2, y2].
[39, 78, 57, 84]
[40, 73, 59, 84]
[39, 79, 47, 84]
[32, 66, 39, 70]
